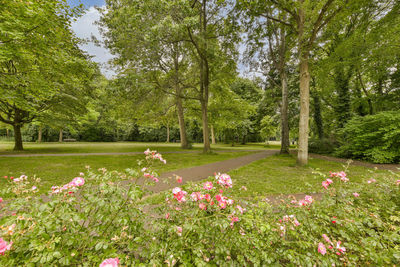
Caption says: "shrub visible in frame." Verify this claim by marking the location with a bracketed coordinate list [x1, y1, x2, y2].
[308, 138, 338, 154]
[1, 151, 399, 265]
[334, 111, 400, 163]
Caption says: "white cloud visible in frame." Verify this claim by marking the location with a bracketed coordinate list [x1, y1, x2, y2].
[71, 6, 115, 78]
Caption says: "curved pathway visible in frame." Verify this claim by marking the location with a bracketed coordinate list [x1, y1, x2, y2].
[147, 150, 278, 193]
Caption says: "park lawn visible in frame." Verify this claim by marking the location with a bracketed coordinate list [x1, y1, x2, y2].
[0, 151, 253, 193]
[0, 141, 287, 155]
[146, 153, 394, 204]
[228, 153, 393, 198]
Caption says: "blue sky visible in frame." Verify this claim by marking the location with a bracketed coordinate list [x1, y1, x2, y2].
[68, 0, 115, 77]
[67, 0, 105, 8]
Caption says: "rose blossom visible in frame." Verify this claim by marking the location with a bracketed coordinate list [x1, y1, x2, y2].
[318, 242, 326, 255]
[336, 241, 346, 254]
[71, 177, 85, 187]
[322, 181, 329, 189]
[199, 203, 207, 210]
[99, 258, 119, 267]
[0, 238, 12, 255]
[236, 205, 245, 214]
[304, 195, 313, 204]
[353, 192, 359, 197]
[203, 181, 213, 190]
[322, 234, 332, 244]
[176, 226, 182, 236]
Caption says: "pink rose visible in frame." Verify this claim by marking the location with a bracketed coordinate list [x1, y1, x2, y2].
[0, 238, 12, 255]
[304, 195, 313, 204]
[236, 205, 245, 214]
[199, 203, 207, 210]
[0, 197, 3, 203]
[322, 234, 332, 244]
[176, 226, 182, 236]
[219, 201, 227, 209]
[353, 192, 359, 197]
[203, 181, 213, 190]
[318, 242, 326, 255]
[71, 177, 85, 187]
[99, 257, 119, 267]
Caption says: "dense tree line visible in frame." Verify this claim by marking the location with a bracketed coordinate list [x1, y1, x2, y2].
[1, 0, 399, 163]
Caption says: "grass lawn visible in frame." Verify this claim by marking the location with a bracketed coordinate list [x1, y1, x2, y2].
[228, 153, 394, 198]
[0, 141, 288, 155]
[0, 151, 254, 193]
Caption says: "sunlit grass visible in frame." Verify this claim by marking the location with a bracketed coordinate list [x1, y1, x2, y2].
[0, 151, 254, 193]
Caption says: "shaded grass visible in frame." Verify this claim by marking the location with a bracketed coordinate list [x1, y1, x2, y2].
[145, 153, 394, 204]
[0, 151, 253, 193]
[229, 154, 393, 198]
[0, 141, 289, 155]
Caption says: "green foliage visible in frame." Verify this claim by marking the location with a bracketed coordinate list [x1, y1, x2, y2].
[309, 138, 338, 155]
[259, 115, 277, 142]
[0, 0, 97, 149]
[335, 111, 400, 163]
[1, 152, 399, 265]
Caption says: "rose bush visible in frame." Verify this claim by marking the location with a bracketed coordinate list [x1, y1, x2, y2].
[0, 150, 399, 266]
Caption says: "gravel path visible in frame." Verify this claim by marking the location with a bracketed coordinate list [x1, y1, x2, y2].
[147, 150, 279, 193]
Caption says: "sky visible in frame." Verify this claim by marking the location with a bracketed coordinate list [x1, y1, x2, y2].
[68, 0, 115, 77]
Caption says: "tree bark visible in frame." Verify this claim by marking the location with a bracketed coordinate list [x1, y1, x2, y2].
[166, 124, 170, 143]
[280, 71, 290, 154]
[59, 129, 63, 142]
[297, 4, 310, 165]
[6, 128, 9, 138]
[176, 97, 189, 148]
[173, 44, 189, 149]
[38, 125, 43, 143]
[13, 124, 23, 151]
[201, 99, 211, 153]
[211, 125, 216, 144]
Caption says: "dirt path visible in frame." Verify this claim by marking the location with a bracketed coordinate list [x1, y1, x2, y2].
[148, 150, 279, 193]
[0, 150, 261, 158]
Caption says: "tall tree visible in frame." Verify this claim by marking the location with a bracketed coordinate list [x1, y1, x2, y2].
[237, 0, 348, 164]
[0, 0, 95, 150]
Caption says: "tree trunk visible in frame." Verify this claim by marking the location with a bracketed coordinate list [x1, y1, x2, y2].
[38, 125, 43, 143]
[166, 124, 170, 143]
[201, 99, 211, 153]
[6, 128, 9, 138]
[176, 95, 188, 149]
[59, 129, 63, 142]
[13, 124, 23, 151]
[211, 125, 216, 144]
[280, 71, 290, 154]
[297, 5, 310, 165]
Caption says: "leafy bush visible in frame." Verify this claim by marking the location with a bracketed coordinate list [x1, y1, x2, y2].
[309, 138, 338, 154]
[334, 111, 400, 163]
[1, 151, 399, 265]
